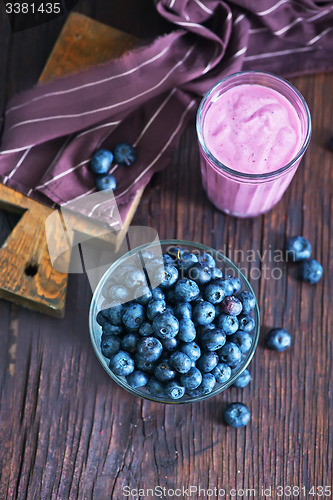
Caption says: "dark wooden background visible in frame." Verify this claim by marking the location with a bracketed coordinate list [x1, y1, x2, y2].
[0, 1, 332, 499]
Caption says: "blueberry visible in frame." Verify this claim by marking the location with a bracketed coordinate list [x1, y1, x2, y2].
[121, 333, 139, 354]
[224, 402, 251, 427]
[146, 377, 165, 398]
[140, 249, 156, 262]
[95, 173, 117, 191]
[201, 328, 226, 351]
[109, 351, 134, 376]
[212, 363, 232, 384]
[214, 278, 234, 297]
[229, 331, 252, 354]
[186, 373, 216, 396]
[151, 287, 165, 300]
[266, 328, 291, 351]
[154, 359, 176, 382]
[113, 142, 136, 166]
[160, 337, 178, 352]
[196, 351, 219, 373]
[180, 341, 201, 361]
[215, 313, 239, 335]
[147, 299, 167, 321]
[299, 259, 323, 284]
[126, 370, 149, 388]
[169, 351, 192, 373]
[233, 369, 251, 388]
[237, 291, 256, 315]
[155, 264, 179, 289]
[134, 286, 153, 306]
[139, 322, 154, 337]
[165, 288, 178, 305]
[178, 318, 196, 342]
[192, 301, 216, 325]
[102, 323, 123, 336]
[203, 282, 225, 304]
[163, 254, 175, 265]
[220, 296, 243, 316]
[124, 269, 147, 289]
[218, 342, 242, 368]
[134, 354, 155, 373]
[211, 267, 223, 279]
[96, 310, 109, 326]
[174, 302, 192, 320]
[103, 304, 123, 325]
[107, 285, 130, 303]
[167, 246, 185, 260]
[122, 303, 146, 330]
[228, 277, 242, 294]
[153, 312, 179, 339]
[187, 262, 212, 286]
[180, 367, 202, 390]
[285, 236, 312, 262]
[90, 148, 113, 174]
[197, 252, 216, 268]
[101, 336, 121, 358]
[174, 278, 200, 302]
[165, 380, 185, 400]
[136, 336, 163, 362]
[177, 252, 198, 275]
[237, 314, 255, 333]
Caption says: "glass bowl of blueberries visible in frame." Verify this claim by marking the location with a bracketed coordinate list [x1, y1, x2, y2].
[89, 240, 260, 403]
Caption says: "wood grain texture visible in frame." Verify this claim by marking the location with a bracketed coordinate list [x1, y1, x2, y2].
[0, 1, 332, 499]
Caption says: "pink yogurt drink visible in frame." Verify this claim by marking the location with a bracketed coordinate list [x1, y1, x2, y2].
[196, 72, 311, 217]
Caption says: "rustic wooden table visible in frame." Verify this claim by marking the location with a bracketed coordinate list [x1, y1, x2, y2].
[0, 1, 332, 499]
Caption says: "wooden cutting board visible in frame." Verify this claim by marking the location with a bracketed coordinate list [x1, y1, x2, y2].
[0, 13, 142, 317]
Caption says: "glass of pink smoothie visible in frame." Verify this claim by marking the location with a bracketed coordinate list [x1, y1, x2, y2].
[196, 71, 311, 217]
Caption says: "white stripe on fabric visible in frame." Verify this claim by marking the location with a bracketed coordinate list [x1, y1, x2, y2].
[35, 159, 90, 189]
[193, 0, 214, 15]
[3, 147, 31, 184]
[307, 26, 333, 45]
[169, 0, 176, 8]
[244, 45, 315, 61]
[0, 144, 36, 155]
[229, 46, 247, 61]
[61, 187, 96, 206]
[74, 120, 121, 140]
[249, 27, 268, 34]
[115, 99, 196, 200]
[6, 48, 170, 115]
[234, 14, 245, 24]
[8, 45, 196, 131]
[256, 0, 290, 16]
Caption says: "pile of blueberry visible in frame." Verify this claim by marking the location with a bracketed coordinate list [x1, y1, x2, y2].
[95, 246, 257, 405]
[90, 143, 136, 191]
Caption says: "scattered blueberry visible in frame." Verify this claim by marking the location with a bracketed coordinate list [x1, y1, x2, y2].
[266, 328, 291, 352]
[232, 369, 251, 388]
[95, 173, 117, 191]
[90, 149, 113, 174]
[299, 258, 323, 284]
[285, 236, 312, 262]
[113, 142, 136, 166]
[224, 402, 251, 427]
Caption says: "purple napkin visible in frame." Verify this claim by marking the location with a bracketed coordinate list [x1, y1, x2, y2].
[1, 0, 332, 224]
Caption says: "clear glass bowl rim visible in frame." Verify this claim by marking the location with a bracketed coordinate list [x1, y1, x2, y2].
[196, 70, 312, 181]
[89, 239, 260, 404]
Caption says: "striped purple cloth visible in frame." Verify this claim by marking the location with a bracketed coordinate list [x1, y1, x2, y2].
[0, 0, 333, 223]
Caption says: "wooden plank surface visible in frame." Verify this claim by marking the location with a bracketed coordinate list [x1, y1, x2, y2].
[0, 2, 332, 499]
